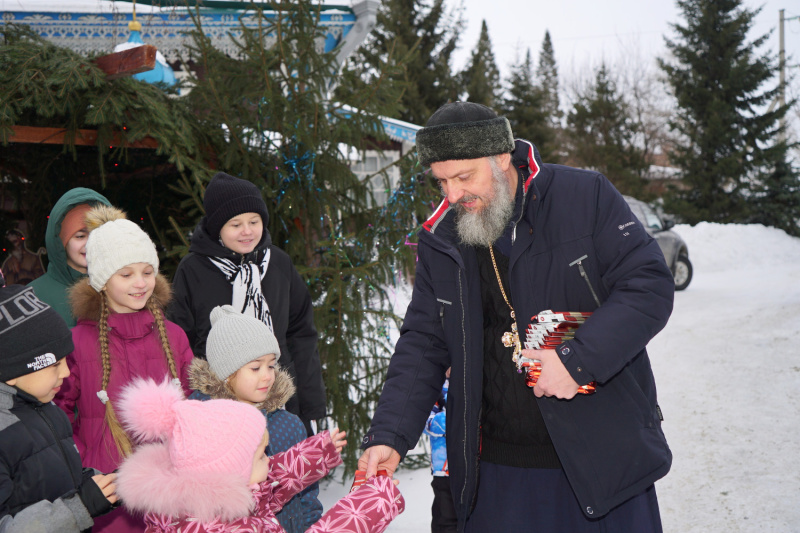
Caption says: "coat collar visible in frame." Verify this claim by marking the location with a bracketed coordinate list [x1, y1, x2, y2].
[68, 274, 172, 327]
[420, 139, 544, 247]
[188, 358, 296, 413]
[188, 222, 272, 264]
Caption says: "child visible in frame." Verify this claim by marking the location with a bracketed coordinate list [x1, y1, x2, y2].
[189, 305, 322, 533]
[424, 370, 457, 533]
[55, 205, 194, 533]
[116, 378, 404, 532]
[169, 172, 325, 434]
[29, 187, 112, 327]
[0, 284, 118, 532]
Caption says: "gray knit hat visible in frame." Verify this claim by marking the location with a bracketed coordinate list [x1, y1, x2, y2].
[205, 305, 281, 380]
[415, 102, 515, 167]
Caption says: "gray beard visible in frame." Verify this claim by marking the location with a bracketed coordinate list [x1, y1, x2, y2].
[454, 160, 515, 247]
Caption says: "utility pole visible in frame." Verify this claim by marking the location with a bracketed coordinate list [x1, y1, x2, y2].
[778, 9, 786, 115]
[775, 9, 800, 141]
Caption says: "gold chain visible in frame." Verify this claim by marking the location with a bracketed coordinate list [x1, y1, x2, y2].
[489, 245, 522, 363]
[489, 245, 515, 319]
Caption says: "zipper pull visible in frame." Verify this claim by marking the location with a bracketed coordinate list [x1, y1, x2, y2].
[569, 255, 601, 308]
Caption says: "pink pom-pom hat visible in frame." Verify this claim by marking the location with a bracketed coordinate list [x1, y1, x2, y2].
[117, 378, 266, 482]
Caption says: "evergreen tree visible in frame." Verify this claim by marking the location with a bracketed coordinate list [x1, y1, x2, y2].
[460, 20, 501, 107]
[566, 64, 649, 197]
[659, 0, 798, 226]
[538, 30, 561, 131]
[502, 49, 552, 160]
[349, 0, 462, 125]
[748, 155, 800, 235]
[0, 5, 441, 471]
[180, 1, 434, 470]
[0, 25, 213, 261]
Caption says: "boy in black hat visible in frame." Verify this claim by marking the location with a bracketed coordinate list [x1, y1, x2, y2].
[0, 285, 118, 532]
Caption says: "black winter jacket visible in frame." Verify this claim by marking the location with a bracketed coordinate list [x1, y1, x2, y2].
[168, 224, 327, 424]
[0, 383, 95, 532]
[362, 141, 674, 528]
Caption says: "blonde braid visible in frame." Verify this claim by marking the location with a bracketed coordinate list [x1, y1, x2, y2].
[148, 299, 179, 380]
[98, 292, 133, 458]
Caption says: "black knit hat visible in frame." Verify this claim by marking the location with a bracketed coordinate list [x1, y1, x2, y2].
[202, 172, 270, 241]
[0, 285, 74, 382]
[415, 102, 515, 167]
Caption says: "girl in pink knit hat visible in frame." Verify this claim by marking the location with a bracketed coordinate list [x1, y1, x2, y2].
[116, 378, 404, 533]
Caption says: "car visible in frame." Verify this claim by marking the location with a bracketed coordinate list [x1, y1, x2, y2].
[624, 196, 693, 291]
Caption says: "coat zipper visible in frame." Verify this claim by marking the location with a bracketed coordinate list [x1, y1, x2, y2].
[34, 404, 81, 487]
[456, 268, 471, 508]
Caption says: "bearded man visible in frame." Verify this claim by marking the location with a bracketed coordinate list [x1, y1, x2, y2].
[358, 102, 674, 532]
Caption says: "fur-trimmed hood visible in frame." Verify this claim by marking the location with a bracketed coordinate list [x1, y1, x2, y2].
[189, 358, 296, 413]
[117, 442, 255, 523]
[68, 273, 172, 322]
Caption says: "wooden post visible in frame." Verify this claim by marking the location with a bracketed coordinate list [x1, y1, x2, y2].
[7, 126, 158, 149]
[5, 46, 160, 148]
[92, 45, 157, 80]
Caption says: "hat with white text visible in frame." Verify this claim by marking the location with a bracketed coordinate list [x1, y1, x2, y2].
[0, 285, 73, 381]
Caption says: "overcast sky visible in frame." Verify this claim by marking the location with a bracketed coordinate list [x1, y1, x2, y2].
[7, 0, 799, 104]
[451, 0, 800, 85]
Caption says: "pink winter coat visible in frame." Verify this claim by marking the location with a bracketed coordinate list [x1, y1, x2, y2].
[55, 276, 194, 532]
[117, 431, 405, 533]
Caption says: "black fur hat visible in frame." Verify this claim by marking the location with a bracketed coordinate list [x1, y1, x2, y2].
[415, 102, 515, 167]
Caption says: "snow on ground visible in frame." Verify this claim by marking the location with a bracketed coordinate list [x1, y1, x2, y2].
[319, 222, 800, 532]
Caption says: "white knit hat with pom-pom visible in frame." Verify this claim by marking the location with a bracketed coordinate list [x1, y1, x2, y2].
[117, 378, 266, 481]
[84, 205, 159, 291]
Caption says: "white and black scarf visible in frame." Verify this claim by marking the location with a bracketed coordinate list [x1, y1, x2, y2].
[208, 249, 273, 331]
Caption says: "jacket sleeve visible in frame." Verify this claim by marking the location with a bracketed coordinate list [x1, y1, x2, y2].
[285, 263, 327, 422]
[166, 262, 199, 358]
[307, 475, 404, 533]
[0, 465, 93, 533]
[53, 353, 84, 455]
[361, 245, 451, 458]
[259, 431, 341, 513]
[281, 415, 323, 530]
[558, 175, 675, 384]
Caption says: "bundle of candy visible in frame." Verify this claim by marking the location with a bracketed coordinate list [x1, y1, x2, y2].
[350, 469, 390, 492]
[518, 310, 597, 395]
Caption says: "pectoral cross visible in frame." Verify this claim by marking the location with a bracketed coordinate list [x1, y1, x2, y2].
[501, 312, 522, 364]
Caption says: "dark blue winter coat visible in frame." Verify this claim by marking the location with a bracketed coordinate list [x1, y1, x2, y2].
[362, 140, 674, 528]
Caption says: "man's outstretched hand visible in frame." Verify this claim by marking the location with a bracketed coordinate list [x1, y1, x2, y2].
[358, 445, 402, 478]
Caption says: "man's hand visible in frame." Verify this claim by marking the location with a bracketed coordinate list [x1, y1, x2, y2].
[526, 348, 581, 400]
[358, 445, 401, 478]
